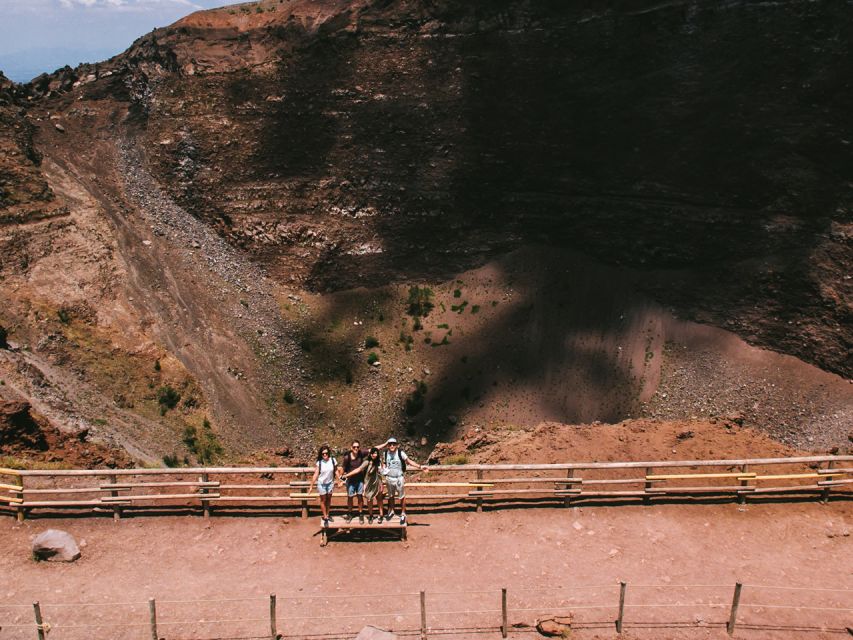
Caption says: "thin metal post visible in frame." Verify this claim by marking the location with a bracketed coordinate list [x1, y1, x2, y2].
[148, 598, 158, 640]
[33, 601, 46, 640]
[616, 581, 626, 633]
[475, 470, 484, 512]
[269, 593, 277, 639]
[727, 582, 742, 635]
[501, 588, 508, 638]
[420, 590, 427, 640]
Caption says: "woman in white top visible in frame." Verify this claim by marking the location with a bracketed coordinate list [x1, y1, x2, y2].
[311, 444, 337, 523]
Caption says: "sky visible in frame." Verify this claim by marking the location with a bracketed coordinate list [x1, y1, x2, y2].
[0, 0, 245, 82]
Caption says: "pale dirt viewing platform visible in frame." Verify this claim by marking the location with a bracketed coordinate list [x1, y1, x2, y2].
[0, 495, 851, 639]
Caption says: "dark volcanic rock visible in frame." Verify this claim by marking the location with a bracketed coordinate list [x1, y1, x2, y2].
[109, 0, 852, 376]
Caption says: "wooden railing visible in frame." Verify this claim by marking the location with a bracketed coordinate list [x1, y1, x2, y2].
[1, 455, 850, 520]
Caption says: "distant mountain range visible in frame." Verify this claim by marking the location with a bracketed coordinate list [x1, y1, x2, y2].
[0, 47, 119, 83]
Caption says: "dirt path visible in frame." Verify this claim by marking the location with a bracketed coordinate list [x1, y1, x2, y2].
[1, 500, 850, 640]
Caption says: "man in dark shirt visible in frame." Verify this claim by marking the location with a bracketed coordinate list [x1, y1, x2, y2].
[341, 440, 367, 523]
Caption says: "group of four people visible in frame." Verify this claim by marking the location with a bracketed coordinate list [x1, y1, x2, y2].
[311, 437, 428, 525]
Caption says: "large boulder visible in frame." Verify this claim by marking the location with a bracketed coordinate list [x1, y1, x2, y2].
[32, 529, 81, 562]
[354, 626, 398, 640]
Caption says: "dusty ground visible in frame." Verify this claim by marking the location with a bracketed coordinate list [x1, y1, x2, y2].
[0, 501, 851, 640]
[1, 421, 851, 640]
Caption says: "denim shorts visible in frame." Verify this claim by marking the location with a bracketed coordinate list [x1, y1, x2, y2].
[317, 481, 334, 496]
[346, 479, 365, 496]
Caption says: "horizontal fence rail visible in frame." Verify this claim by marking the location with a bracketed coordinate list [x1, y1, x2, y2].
[1, 583, 851, 640]
[1, 455, 850, 520]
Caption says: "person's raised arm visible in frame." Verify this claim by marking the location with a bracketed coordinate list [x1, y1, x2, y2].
[404, 452, 428, 473]
[374, 439, 390, 451]
[340, 459, 368, 481]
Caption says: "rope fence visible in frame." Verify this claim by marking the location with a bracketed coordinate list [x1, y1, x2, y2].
[1, 455, 850, 522]
[2, 582, 851, 640]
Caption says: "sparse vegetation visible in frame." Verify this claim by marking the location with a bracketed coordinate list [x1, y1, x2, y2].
[431, 335, 450, 347]
[367, 352, 379, 365]
[57, 308, 71, 324]
[407, 286, 434, 317]
[398, 332, 414, 351]
[162, 453, 181, 468]
[443, 454, 469, 465]
[453, 289, 462, 298]
[471, 305, 480, 314]
[413, 317, 423, 331]
[364, 335, 380, 349]
[153, 359, 161, 372]
[437, 323, 449, 329]
[157, 385, 181, 415]
[0, 324, 7, 349]
[451, 301, 468, 314]
[283, 389, 295, 404]
[182, 418, 224, 464]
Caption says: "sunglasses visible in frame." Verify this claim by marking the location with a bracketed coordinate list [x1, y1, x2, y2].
[321, 451, 330, 456]
[352, 445, 360, 449]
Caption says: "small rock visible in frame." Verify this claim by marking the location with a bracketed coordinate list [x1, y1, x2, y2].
[32, 529, 81, 562]
[536, 616, 573, 637]
[54, 123, 65, 133]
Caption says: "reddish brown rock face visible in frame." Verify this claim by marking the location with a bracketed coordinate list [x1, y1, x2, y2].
[0, 0, 850, 462]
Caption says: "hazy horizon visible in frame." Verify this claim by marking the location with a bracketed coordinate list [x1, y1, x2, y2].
[0, 0, 245, 83]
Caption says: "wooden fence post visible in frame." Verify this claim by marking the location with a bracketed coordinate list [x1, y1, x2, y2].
[822, 460, 835, 503]
[16, 476, 25, 522]
[739, 465, 749, 505]
[108, 474, 121, 521]
[148, 598, 158, 640]
[300, 472, 309, 519]
[616, 581, 626, 634]
[727, 582, 742, 635]
[201, 472, 211, 519]
[563, 469, 574, 507]
[420, 590, 427, 640]
[501, 588, 508, 638]
[475, 470, 484, 513]
[644, 467, 652, 505]
[269, 593, 277, 640]
[33, 601, 46, 640]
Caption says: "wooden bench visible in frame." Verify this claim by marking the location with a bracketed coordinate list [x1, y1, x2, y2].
[320, 518, 407, 546]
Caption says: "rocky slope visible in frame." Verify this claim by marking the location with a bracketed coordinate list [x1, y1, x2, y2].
[0, 0, 851, 465]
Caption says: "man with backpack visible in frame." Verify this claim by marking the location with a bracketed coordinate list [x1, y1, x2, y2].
[341, 440, 367, 523]
[376, 437, 428, 524]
